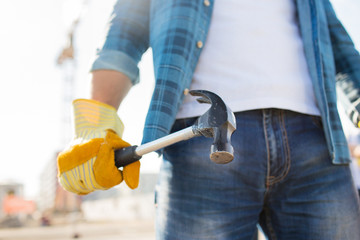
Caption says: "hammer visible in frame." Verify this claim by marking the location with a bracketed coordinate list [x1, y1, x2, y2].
[114, 90, 236, 167]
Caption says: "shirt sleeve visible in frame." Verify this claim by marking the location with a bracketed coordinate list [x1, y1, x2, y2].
[324, 0, 360, 89]
[91, 0, 151, 85]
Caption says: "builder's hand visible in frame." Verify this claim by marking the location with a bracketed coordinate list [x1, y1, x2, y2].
[57, 99, 140, 195]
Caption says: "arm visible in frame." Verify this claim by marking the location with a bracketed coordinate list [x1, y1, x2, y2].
[90, 0, 150, 109]
[57, 0, 151, 195]
[91, 70, 132, 109]
[90, 0, 150, 100]
[324, 0, 360, 88]
[57, 70, 139, 194]
[324, 1, 360, 126]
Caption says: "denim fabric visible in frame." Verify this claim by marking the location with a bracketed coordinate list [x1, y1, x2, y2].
[155, 109, 360, 240]
[91, 0, 360, 164]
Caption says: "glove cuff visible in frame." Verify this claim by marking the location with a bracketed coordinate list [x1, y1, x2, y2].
[72, 99, 124, 138]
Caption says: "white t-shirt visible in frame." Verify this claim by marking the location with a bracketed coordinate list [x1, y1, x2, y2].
[176, 0, 320, 118]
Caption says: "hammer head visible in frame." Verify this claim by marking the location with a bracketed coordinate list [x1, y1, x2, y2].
[189, 90, 236, 164]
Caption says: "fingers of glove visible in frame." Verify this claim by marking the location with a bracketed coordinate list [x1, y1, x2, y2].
[58, 157, 107, 195]
[92, 130, 131, 188]
[57, 138, 104, 173]
[57, 139, 106, 195]
[57, 129, 136, 195]
[105, 129, 131, 149]
[59, 172, 86, 194]
[123, 161, 141, 189]
[93, 142, 123, 189]
[57, 132, 125, 194]
[103, 130, 140, 189]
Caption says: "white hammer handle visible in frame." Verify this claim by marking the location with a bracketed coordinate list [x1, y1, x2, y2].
[115, 126, 199, 167]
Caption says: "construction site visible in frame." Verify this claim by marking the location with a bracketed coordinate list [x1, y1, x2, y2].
[0, 0, 158, 238]
[0, 174, 157, 240]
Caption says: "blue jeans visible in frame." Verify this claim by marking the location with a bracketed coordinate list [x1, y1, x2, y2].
[155, 109, 360, 240]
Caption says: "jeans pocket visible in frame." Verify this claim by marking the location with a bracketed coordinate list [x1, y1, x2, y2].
[311, 116, 324, 130]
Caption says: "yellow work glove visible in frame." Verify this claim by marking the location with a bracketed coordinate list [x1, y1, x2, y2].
[57, 99, 140, 195]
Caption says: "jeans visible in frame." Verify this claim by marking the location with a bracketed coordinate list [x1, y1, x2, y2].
[155, 109, 360, 240]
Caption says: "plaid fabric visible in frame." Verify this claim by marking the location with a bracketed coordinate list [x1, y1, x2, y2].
[91, 0, 360, 164]
[92, 0, 213, 145]
[324, 0, 360, 163]
[296, 0, 360, 163]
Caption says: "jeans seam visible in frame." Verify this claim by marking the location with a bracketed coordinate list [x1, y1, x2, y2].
[264, 205, 277, 240]
[268, 111, 291, 185]
[262, 109, 272, 189]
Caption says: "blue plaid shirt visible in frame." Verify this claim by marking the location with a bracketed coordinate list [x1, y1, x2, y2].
[91, 0, 360, 164]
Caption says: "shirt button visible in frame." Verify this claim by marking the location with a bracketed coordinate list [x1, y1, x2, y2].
[196, 41, 203, 49]
[204, 0, 210, 7]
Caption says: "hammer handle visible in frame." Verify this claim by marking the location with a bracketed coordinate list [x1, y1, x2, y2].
[115, 126, 197, 167]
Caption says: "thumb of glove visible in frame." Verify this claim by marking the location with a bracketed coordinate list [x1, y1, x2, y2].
[123, 161, 141, 189]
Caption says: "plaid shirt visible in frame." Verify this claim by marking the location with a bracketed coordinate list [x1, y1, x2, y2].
[91, 0, 360, 164]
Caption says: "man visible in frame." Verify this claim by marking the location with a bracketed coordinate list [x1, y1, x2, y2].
[57, 0, 360, 239]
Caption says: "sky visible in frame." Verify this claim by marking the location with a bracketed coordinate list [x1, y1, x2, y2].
[0, 0, 159, 199]
[0, 0, 359, 198]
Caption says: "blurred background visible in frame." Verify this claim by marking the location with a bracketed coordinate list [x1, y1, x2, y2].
[0, 0, 359, 239]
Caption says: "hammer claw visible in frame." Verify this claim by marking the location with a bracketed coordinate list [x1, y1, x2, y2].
[196, 97, 212, 104]
[189, 90, 212, 104]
